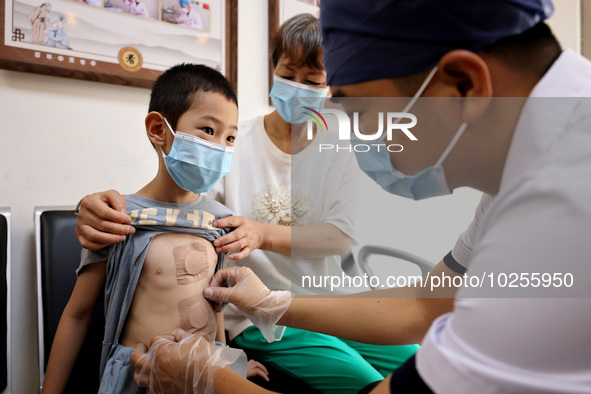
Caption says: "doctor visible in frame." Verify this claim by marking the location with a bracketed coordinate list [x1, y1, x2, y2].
[135, 0, 591, 392]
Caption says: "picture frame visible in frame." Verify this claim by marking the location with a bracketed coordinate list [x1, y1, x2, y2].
[268, 0, 318, 102]
[0, 0, 237, 90]
[583, 0, 591, 61]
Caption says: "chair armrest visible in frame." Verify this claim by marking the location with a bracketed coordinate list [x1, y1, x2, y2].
[340, 249, 361, 277]
[358, 245, 435, 289]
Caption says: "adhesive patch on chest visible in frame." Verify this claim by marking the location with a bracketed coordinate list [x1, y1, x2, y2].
[173, 242, 214, 285]
[178, 295, 216, 340]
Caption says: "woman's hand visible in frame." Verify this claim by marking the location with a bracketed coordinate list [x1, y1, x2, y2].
[247, 360, 269, 382]
[75, 189, 134, 250]
[204, 267, 292, 342]
[212, 216, 266, 260]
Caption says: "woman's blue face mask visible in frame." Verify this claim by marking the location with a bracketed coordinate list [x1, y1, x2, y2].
[352, 67, 468, 200]
[162, 118, 233, 194]
[269, 75, 329, 124]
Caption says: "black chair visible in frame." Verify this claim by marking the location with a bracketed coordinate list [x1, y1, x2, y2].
[0, 208, 11, 394]
[35, 208, 105, 393]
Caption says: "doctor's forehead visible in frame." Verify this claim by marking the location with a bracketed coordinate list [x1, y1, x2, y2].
[330, 78, 403, 98]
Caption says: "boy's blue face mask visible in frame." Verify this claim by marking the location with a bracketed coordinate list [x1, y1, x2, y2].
[352, 67, 468, 200]
[162, 118, 233, 194]
[269, 75, 329, 124]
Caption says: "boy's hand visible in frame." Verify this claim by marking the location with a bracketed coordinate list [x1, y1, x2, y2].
[247, 360, 269, 382]
[131, 329, 244, 393]
[212, 216, 265, 260]
[75, 189, 134, 250]
[131, 329, 213, 393]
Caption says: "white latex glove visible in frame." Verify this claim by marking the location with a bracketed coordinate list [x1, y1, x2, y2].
[204, 267, 293, 342]
[130, 329, 242, 393]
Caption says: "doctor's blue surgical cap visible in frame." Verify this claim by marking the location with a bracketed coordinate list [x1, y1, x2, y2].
[320, 0, 555, 85]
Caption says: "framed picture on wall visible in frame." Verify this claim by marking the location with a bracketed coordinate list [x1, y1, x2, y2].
[268, 0, 319, 101]
[583, 0, 591, 60]
[0, 0, 237, 89]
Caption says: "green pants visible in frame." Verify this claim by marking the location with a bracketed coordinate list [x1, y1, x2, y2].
[234, 326, 419, 393]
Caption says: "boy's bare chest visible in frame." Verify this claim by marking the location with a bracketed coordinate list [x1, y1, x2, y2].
[143, 233, 217, 286]
[125, 233, 218, 343]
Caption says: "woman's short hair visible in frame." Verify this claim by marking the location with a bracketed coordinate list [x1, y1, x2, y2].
[271, 13, 323, 70]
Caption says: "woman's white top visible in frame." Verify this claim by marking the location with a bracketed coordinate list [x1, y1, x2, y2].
[208, 116, 362, 339]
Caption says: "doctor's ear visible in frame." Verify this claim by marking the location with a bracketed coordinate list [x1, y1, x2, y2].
[145, 111, 168, 148]
[436, 50, 492, 122]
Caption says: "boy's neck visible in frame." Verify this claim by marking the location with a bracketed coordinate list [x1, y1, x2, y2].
[135, 166, 201, 204]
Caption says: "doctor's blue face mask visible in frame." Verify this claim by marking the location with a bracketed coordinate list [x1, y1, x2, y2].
[352, 67, 468, 200]
[269, 75, 329, 124]
[161, 117, 233, 194]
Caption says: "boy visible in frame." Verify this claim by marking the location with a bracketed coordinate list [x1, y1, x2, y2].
[42, 64, 245, 393]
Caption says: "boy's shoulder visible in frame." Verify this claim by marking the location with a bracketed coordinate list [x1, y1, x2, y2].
[200, 195, 234, 219]
[124, 194, 151, 211]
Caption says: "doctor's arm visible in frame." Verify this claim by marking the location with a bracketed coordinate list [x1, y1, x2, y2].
[208, 195, 488, 345]
[205, 261, 460, 346]
[281, 261, 458, 345]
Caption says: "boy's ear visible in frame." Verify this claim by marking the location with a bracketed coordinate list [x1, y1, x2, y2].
[145, 112, 167, 149]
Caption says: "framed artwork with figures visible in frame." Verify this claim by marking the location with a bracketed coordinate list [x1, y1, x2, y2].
[0, 0, 237, 89]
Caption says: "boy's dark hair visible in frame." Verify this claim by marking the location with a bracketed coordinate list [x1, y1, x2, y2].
[271, 13, 323, 70]
[149, 63, 237, 131]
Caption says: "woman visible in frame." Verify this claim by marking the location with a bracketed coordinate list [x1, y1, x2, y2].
[76, 14, 418, 393]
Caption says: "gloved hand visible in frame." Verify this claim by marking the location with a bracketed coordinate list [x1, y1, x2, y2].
[130, 329, 242, 394]
[204, 267, 293, 342]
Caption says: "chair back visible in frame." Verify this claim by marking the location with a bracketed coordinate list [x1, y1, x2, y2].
[35, 208, 104, 393]
[0, 208, 11, 394]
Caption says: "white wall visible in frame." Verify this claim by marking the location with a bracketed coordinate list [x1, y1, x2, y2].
[236, 0, 273, 122]
[0, 0, 581, 392]
[0, 69, 154, 394]
[548, 0, 582, 52]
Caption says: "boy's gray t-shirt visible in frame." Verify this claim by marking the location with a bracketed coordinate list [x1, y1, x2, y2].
[77, 194, 233, 376]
